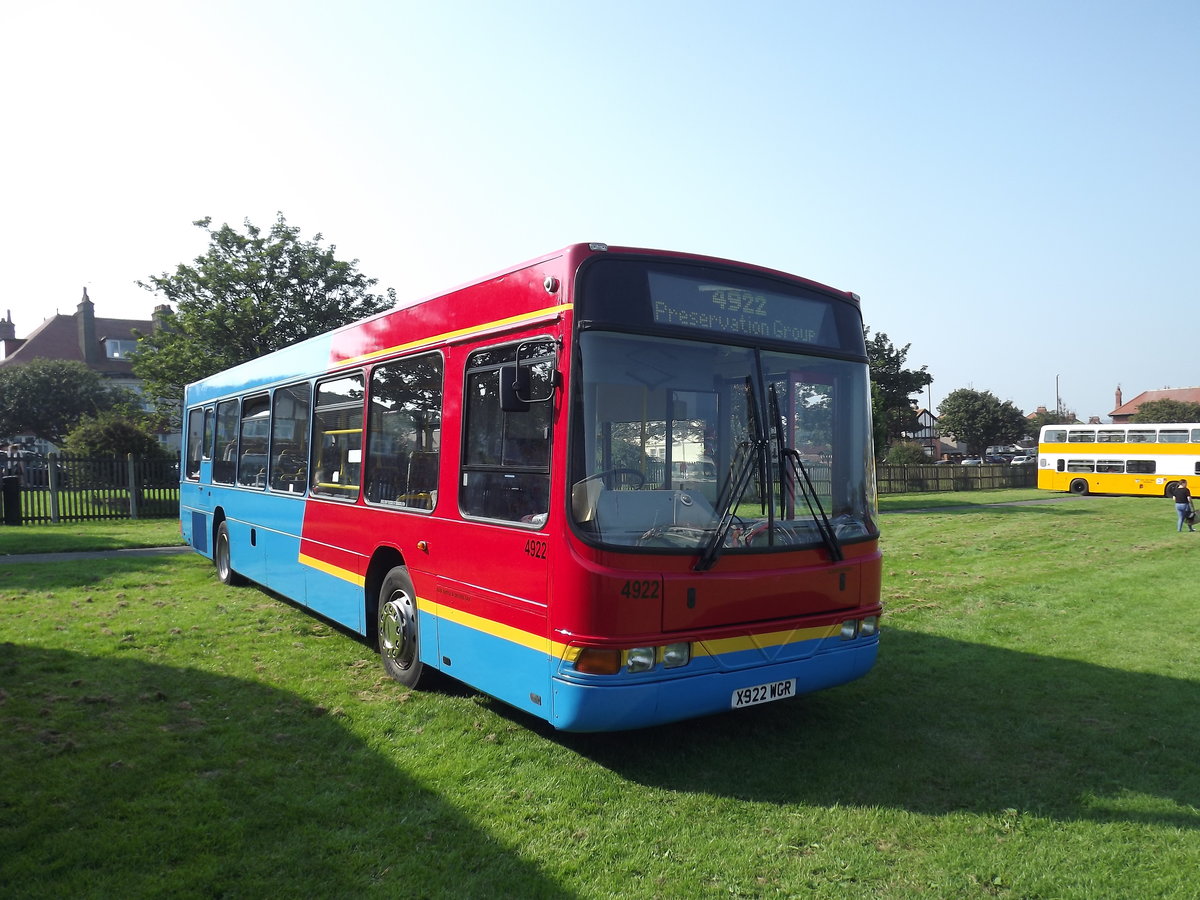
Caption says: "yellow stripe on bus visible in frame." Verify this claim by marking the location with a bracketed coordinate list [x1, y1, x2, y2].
[297, 554, 841, 660]
[420, 596, 555, 655]
[298, 552, 365, 587]
[698, 624, 841, 657]
[338, 304, 571, 366]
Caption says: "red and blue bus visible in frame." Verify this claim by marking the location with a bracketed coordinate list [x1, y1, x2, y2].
[180, 243, 882, 731]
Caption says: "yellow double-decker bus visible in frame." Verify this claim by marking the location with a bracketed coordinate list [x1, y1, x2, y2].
[1038, 423, 1200, 496]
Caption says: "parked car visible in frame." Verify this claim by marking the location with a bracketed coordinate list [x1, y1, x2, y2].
[1010, 455, 1036, 466]
[983, 455, 1008, 465]
[960, 458, 982, 466]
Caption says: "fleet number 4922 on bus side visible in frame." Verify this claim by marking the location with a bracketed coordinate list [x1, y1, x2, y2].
[180, 243, 883, 731]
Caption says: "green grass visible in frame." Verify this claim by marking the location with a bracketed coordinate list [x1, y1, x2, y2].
[0, 519, 183, 555]
[878, 487, 1046, 511]
[2, 492, 1198, 897]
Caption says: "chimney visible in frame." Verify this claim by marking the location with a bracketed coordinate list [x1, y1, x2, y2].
[152, 304, 172, 332]
[1114, 385, 1123, 410]
[77, 287, 99, 364]
[0, 310, 17, 360]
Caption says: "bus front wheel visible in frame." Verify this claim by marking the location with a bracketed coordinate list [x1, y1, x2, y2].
[378, 566, 429, 689]
[1069, 478, 1089, 495]
[215, 521, 246, 586]
[1165, 481, 1181, 498]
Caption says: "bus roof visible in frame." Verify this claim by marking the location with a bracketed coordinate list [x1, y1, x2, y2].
[184, 243, 858, 405]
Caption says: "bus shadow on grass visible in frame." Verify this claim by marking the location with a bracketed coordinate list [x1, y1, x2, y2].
[0, 642, 569, 899]
[559, 628, 1200, 829]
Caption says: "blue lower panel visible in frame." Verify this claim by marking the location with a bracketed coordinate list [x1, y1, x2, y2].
[189, 511, 208, 554]
[303, 566, 366, 634]
[549, 638, 878, 732]
[434, 616, 550, 720]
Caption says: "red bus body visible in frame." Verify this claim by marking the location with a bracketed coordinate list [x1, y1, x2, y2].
[181, 243, 882, 731]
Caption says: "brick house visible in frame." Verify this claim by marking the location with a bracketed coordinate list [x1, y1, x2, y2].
[1109, 385, 1200, 424]
[0, 289, 169, 452]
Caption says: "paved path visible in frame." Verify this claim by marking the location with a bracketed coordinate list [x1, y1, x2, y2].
[0, 546, 193, 565]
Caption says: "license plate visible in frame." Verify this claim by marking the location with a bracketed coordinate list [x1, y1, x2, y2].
[731, 678, 797, 709]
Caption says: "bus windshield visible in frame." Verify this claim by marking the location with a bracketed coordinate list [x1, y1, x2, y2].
[569, 330, 877, 554]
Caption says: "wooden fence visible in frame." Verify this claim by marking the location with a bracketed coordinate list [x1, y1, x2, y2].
[2, 453, 179, 525]
[1, 455, 1035, 526]
[875, 463, 1037, 494]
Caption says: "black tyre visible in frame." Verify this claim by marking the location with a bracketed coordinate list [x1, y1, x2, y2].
[1068, 478, 1089, 495]
[378, 566, 429, 688]
[214, 521, 247, 586]
[1165, 480, 1181, 498]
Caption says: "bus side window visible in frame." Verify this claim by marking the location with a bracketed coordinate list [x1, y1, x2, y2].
[311, 373, 364, 500]
[237, 394, 270, 488]
[270, 383, 311, 494]
[365, 353, 443, 510]
[185, 408, 205, 480]
[460, 342, 553, 524]
[213, 399, 239, 484]
[203, 408, 213, 461]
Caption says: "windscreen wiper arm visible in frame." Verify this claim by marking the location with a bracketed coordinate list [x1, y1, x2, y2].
[781, 448, 844, 562]
[768, 384, 844, 562]
[696, 377, 765, 572]
[695, 437, 761, 571]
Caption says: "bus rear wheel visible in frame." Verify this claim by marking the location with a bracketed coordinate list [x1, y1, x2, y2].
[378, 566, 428, 689]
[1069, 478, 1089, 495]
[1165, 480, 1181, 498]
[215, 521, 247, 586]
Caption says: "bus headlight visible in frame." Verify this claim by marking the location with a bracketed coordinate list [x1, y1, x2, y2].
[626, 647, 656, 673]
[661, 643, 691, 668]
[860, 616, 879, 637]
[840, 620, 859, 640]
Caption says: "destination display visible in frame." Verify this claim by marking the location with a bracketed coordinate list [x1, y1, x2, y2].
[647, 271, 837, 347]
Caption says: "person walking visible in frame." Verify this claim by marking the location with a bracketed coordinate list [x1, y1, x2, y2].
[1171, 478, 1195, 532]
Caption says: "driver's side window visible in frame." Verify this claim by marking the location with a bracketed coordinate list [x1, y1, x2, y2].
[459, 340, 554, 524]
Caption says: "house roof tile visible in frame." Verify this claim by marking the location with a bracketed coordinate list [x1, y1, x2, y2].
[0, 313, 151, 375]
[1111, 387, 1200, 417]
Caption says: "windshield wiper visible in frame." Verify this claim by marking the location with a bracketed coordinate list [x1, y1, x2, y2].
[768, 384, 844, 562]
[695, 377, 764, 572]
[695, 438, 761, 570]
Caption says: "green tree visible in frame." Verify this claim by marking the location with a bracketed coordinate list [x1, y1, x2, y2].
[936, 388, 1027, 456]
[865, 329, 933, 453]
[1026, 407, 1076, 434]
[884, 441, 931, 465]
[1130, 399, 1200, 424]
[133, 214, 396, 419]
[63, 411, 169, 458]
[0, 359, 137, 445]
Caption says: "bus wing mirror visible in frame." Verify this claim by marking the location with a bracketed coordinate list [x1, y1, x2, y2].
[500, 364, 531, 412]
[501, 357, 559, 412]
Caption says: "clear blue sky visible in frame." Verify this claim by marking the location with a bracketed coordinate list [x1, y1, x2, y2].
[3, 0, 1197, 423]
